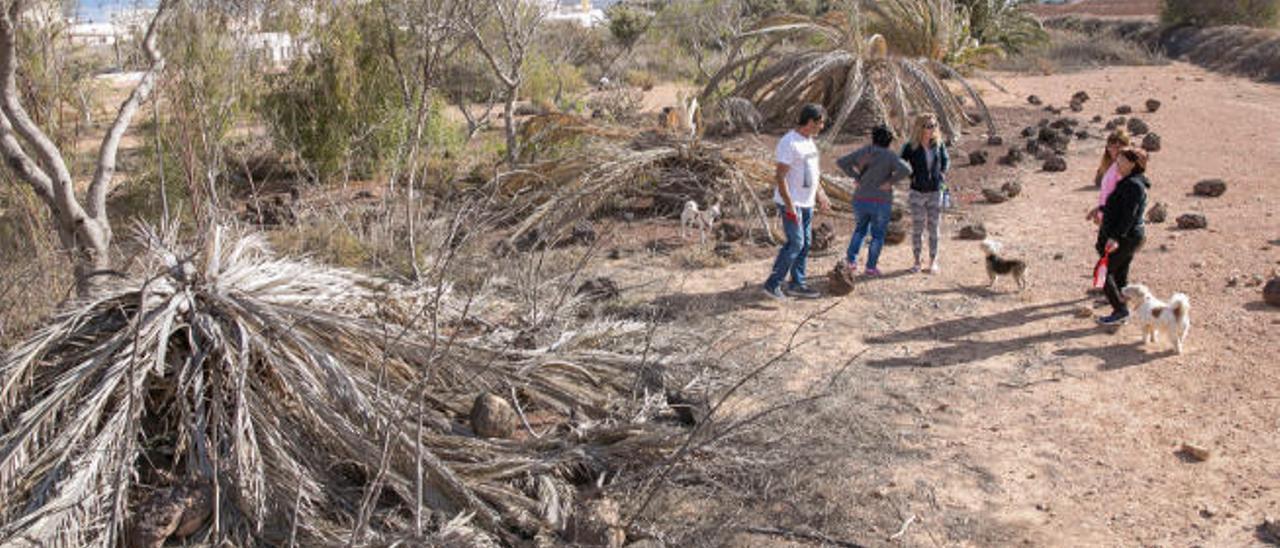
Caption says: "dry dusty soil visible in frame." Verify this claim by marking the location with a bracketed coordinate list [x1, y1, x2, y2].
[605, 62, 1280, 546]
[1027, 0, 1160, 20]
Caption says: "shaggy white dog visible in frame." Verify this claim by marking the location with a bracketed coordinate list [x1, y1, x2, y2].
[1121, 284, 1191, 354]
[680, 200, 720, 243]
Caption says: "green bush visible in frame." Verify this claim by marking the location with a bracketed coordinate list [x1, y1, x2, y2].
[523, 53, 587, 108]
[261, 9, 410, 182]
[606, 4, 652, 53]
[1161, 0, 1279, 28]
[624, 68, 657, 91]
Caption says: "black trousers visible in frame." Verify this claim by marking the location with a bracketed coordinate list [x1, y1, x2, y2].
[1101, 237, 1143, 314]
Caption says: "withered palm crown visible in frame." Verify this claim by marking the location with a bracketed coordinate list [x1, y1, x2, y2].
[0, 222, 676, 546]
[723, 1, 999, 144]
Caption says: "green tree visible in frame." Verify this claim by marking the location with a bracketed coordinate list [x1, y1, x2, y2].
[262, 6, 411, 182]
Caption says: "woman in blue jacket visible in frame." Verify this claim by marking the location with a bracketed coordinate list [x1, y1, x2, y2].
[900, 113, 950, 274]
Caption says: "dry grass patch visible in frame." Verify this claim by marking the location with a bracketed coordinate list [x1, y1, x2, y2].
[994, 28, 1166, 73]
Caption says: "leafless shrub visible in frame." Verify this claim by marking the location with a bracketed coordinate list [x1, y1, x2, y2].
[586, 87, 646, 124]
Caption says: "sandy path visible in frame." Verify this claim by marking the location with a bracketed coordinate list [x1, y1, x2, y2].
[609, 62, 1280, 546]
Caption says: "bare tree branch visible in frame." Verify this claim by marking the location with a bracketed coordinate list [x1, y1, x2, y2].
[0, 0, 172, 292]
[88, 0, 172, 220]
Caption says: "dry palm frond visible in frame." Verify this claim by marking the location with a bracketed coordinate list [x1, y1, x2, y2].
[713, 97, 763, 136]
[0, 223, 683, 546]
[502, 140, 775, 248]
[517, 113, 639, 164]
[715, 0, 997, 143]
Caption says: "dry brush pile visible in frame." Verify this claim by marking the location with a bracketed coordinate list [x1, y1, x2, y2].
[0, 221, 710, 546]
[498, 114, 778, 249]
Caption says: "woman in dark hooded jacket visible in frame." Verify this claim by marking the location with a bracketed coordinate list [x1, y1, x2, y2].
[1096, 147, 1151, 326]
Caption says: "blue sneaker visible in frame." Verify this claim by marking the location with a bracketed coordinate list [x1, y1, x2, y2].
[786, 285, 822, 299]
[1097, 311, 1129, 326]
[762, 284, 786, 300]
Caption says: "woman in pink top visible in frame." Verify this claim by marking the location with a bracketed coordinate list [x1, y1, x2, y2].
[1086, 129, 1132, 224]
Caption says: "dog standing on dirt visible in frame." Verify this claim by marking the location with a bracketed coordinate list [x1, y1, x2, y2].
[981, 239, 1028, 291]
[680, 200, 720, 243]
[1121, 284, 1191, 354]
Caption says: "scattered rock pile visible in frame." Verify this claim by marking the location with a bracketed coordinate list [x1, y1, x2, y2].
[1193, 179, 1227, 197]
[1177, 213, 1208, 229]
[471, 393, 518, 439]
[1146, 202, 1168, 223]
[1142, 132, 1162, 152]
[999, 147, 1025, 165]
[958, 223, 988, 240]
[1043, 155, 1068, 172]
[1126, 117, 1150, 136]
[1264, 278, 1280, 308]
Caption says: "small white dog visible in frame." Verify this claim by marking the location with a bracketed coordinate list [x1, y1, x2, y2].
[1121, 284, 1191, 354]
[680, 200, 720, 243]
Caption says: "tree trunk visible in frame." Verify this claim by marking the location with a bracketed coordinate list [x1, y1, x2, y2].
[0, 1, 170, 296]
[503, 88, 517, 168]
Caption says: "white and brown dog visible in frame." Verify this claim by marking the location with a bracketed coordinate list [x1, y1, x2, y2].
[1121, 284, 1191, 354]
[680, 200, 720, 243]
[980, 239, 1028, 291]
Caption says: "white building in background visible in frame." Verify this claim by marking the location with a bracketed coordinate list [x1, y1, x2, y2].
[69, 21, 120, 46]
[67, 6, 156, 48]
[544, 0, 606, 27]
[245, 32, 306, 69]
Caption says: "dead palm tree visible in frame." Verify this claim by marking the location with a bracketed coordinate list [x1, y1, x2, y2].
[0, 222, 680, 546]
[718, 0, 999, 144]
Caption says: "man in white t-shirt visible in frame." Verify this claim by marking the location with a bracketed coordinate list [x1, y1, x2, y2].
[763, 103, 831, 300]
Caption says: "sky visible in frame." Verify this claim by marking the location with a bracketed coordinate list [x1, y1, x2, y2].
[72, 0, 157, 22]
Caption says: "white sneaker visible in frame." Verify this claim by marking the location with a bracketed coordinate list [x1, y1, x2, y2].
[928, 259, 940, 274]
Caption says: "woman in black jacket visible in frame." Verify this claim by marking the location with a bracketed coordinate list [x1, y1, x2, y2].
[1096, 148, 1151, 326]
[900, 113, 950, 274]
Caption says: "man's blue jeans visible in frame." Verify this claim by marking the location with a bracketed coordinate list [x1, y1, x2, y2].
[765, 205, 813, 291]
[846, 200, 892, 270]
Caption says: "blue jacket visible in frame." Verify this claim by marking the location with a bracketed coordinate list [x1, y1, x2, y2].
[900, 142, 949, 193]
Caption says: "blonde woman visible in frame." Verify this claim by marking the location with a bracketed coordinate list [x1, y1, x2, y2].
[1086, 129, 1132, 224]
[900, 113, 950, 274]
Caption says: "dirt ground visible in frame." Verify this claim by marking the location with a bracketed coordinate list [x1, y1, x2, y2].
[1027, 0, 1160, 20]
[604, 61, 1280, 546]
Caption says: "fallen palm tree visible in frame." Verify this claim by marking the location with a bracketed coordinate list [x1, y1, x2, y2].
[0, 223, 686, 546]
[500, 129, 778, 248]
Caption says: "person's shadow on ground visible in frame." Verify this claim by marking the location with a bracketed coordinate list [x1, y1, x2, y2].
[866, 298, 1086, 345]
[1053, 341, 1174, 371]
[863, 299, 1098, 369]
[648, 285, 774, 321]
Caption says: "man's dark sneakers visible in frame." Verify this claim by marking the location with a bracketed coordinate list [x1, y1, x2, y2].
[787, 285, 822, 299]
[1097, 311, 1129, 326]
[762, 284, 787, 301]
